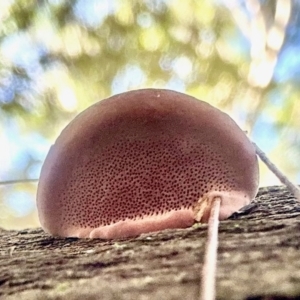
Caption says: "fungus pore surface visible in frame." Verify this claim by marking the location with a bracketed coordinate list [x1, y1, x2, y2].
[37, 89, 259, 239]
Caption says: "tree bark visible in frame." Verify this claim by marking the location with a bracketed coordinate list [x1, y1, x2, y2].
[1, 186, 300, 300]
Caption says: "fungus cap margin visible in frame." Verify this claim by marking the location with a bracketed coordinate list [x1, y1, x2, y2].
[37, 88, 259, 239]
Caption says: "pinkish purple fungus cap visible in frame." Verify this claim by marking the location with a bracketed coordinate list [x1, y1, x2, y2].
[37, 89, 259, 239]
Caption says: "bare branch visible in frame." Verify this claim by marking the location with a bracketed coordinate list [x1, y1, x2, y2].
[253, 143, 300, 202]
[0, 179, 39, 185]
[222, 0, 251, 38]
[200, 197, 221, 300]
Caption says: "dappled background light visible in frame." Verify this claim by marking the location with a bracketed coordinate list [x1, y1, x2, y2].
[1, 0, 299, 229]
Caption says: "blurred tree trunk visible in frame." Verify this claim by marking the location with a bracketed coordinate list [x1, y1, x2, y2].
[1, 186, 300, 300]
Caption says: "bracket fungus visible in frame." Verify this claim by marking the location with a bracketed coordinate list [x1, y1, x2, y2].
[37, 89, 259, 239]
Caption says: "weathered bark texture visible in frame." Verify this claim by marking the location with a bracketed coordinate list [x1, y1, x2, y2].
[1, 186, 300, 300]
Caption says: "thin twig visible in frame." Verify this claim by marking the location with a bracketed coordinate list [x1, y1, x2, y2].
[200, 196, 221, 300]
[253, 142, 300, 202]
[0, 179, 39, 185]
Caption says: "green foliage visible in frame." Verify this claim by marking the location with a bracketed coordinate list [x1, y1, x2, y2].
[0, 0, 299, 229]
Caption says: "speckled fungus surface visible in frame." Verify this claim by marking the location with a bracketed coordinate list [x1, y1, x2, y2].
[37, 89, 259, 239]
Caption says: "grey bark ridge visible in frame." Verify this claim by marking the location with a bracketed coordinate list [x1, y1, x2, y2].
[1, 185, 300, 300]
